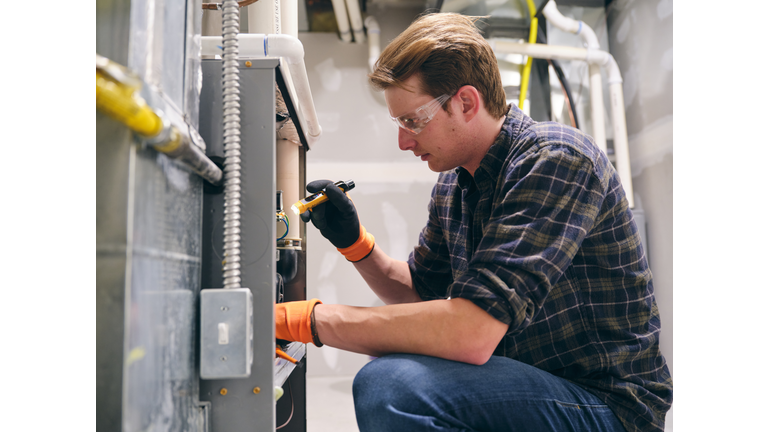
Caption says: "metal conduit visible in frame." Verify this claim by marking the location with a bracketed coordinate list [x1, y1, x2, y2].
[221, 0, 243, 289]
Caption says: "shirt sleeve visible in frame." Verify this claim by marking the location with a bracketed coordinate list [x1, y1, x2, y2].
[408, 181, 454, 301]
[449, 143, 607, 335]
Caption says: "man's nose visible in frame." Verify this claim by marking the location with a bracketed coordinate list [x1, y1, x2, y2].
[398, 128, 417, 151]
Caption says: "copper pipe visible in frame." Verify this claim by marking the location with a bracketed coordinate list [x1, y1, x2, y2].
[202, 0, 258, 9]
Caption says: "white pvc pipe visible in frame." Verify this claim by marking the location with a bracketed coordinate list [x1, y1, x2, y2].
[364, 15, 380, 73]
[280, 0, 298, 38]
[588, 63, 606, 153]
[609, 82, 633, 206]
[345, 0, 365, 43]
[201, 34, 323, 147]
[543, 0, 606, 155]
[248, 0, 280, 34]
[540, 1, 634, 207]
[330, 0, 353, 43]
[543, 1, 600, 49]
[490, 39, 633, 208]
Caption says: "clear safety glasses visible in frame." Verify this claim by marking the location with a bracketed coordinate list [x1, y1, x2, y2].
[390, 93, 452, 135]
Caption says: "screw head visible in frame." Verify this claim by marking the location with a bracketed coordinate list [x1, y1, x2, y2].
[253, 387, 261, 394]
[220, 388, 228, 396]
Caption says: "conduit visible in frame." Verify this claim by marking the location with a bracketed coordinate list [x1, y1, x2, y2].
[201, 34, 322, 147]
[95, 55, 223, 186]
[490, 39, 634, 208]
[364, 15, 380, 73]
[221, 0, 244, 288]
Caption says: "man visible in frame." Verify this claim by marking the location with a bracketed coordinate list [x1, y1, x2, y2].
[276, 13, 672, 432]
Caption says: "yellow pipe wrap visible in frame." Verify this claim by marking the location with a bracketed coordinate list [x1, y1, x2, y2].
[519, 0, 539, 110]
[152, 126, 183, 154]
[96, 70, 163, 137]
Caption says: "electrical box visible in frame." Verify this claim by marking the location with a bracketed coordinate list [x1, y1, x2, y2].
[200, 288, 253, 379]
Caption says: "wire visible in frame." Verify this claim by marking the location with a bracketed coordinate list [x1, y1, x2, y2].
[536, 26, 580, 129]
[277, 213, 289, 241]
[276, 379, 294, 430]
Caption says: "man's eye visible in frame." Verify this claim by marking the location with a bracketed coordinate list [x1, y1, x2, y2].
[402, 118, 416, 126]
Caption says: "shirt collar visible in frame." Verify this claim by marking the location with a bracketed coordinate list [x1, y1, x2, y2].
[456, 104, 529, 192]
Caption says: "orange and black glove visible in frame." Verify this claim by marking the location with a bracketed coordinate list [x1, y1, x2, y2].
[299, 179, 375, 262]
[275, 299, 324, 347]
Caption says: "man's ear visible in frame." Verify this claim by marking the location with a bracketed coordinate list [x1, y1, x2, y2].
[455, 85, 481, 123]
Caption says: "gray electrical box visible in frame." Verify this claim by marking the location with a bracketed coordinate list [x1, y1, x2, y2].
[200, 288, 254, 379]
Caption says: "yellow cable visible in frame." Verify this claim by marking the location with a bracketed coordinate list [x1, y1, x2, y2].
[96, 69, 163, 137]
[519, 0, 538, 110]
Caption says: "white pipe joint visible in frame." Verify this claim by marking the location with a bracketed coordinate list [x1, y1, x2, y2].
[201, 34, 322, 146]
[543, 0, 600, 49]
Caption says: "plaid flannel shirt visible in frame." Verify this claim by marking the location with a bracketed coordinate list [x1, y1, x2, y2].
[408, 105, 672, 432]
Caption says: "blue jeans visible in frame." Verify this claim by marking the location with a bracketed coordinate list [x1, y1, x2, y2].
[353, 354, 627, 432]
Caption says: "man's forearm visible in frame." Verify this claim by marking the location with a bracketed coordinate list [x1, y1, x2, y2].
[313, 298, 509, 365]
[353, 245, 422, 304]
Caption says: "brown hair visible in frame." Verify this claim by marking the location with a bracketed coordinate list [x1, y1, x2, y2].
[369, 13, 507, 119]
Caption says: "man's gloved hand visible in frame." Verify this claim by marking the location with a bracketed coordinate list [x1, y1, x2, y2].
[275, 299, 323, 346]
[300, 179, 375, 262]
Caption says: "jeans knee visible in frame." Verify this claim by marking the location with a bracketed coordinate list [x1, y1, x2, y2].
[353, 355, 426, 429]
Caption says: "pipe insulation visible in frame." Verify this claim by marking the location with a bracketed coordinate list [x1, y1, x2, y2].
[364, 15, 380, 73]
[248, 0, 280, 34]
[330, 0, 353, 42]
[221, 0, 243, 288]
[201, 34, 323, 147]
[490, 39, 633, 208]
[345, 0, 365, 43]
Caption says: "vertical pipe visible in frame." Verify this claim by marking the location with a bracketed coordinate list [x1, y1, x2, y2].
[330, 0, 353, 42]
[248, 0, 280, 34]
[281, 0, 298, 38]
[345, 0, 365, 43]
[277, 0, 303, 243]
[365, 15, 380, 73]
[609, 83, 634, 207]
[588, 64, 607, 153]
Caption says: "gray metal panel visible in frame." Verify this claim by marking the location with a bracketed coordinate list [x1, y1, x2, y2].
[98, 0, 210, 430]
[128, 0, 187, 111]
[96, 111, 133, 432]
[96, 0, 132, 64]
[123, 147, 205, 432]
[199, 58, 279, 432]
[184, 0, 204, 129]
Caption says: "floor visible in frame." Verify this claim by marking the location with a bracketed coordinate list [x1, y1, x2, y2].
[306, 375, 359, 432]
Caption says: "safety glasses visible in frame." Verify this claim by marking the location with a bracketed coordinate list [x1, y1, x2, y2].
[390, 93, 452, 135]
